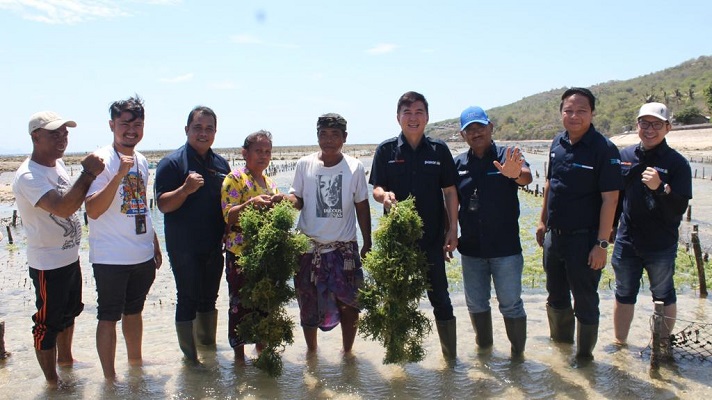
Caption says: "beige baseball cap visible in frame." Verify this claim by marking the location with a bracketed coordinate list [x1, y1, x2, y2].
[28, 111, 77, 134]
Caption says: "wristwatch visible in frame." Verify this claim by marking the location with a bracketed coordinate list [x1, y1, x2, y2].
[655, 183, 671, 195]
[597, 239, 609, 249]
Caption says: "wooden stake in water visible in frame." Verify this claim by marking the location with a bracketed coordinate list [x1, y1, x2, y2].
[0, 321, 9, 359]
[691, 225, 708, 298]
[650, 301, 665, 370]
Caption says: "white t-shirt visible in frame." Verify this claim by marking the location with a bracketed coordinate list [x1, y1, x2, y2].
[12, 158, 82, 270]
[290, 153, 368, 244]
[87, 145, 155, 265]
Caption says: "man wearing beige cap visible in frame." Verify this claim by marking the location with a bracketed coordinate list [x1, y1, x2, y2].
[611, 102, 692, 347]
[12, 111, 104, 386]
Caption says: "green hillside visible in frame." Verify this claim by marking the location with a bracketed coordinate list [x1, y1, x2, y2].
[426, 55, 712, 142]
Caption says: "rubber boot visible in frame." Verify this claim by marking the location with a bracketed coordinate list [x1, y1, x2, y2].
[176, 320, 198, 363]
[435, 317, 457, 359]
[504, 316, 527, 356]
[546, 305, 574, 343]
[469, 311, 493, 349]
[195, 310, 218, 346]
[575, 322, 598, 360]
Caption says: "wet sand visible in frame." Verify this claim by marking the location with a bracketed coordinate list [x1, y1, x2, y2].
[0, 139, 711, 398]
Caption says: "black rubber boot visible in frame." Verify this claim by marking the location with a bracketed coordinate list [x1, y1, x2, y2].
[504, 316, 527, 356]
[176, 320, 198, 363]
[575, 322, 598, 360]
[469, 311, 493, 349]
[195, 310, 218, 346]
[435, 317, 457, 359]
[546, 305, 574, 343]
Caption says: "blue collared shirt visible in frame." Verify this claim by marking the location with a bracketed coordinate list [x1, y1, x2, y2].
[369, 133, 456, 248]
[155, 143, 231, 254]
[454, 142, 527, 258]
[546, 124, 623, 231]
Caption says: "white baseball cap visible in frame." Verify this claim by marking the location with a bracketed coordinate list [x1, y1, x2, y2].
[637, 102, 669, 122]
[28, 111, 77, 134]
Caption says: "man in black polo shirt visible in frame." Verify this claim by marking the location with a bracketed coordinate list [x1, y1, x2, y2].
[454, 106, 532, 357]
[611, 102, 692, 346]
[155, 106, 230, 363]
[535, 88, 622, 361]
[370, 91, 459, 359]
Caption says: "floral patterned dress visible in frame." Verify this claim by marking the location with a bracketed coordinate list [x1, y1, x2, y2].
[221, 166, 278, 347]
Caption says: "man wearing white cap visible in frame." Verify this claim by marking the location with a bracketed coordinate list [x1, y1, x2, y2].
[13, 111, 104, 386]
[611, 102, 692, 346]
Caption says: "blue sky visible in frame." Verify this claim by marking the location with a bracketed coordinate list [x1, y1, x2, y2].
[1, 0, 710, 155]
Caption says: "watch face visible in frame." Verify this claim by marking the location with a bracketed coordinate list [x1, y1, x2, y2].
[599, 240, 609, 249]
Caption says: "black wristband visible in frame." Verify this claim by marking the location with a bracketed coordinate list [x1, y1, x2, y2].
[81, 170, 97, 179]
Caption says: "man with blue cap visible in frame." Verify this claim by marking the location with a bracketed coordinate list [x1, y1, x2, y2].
[453, 106, 532, 357]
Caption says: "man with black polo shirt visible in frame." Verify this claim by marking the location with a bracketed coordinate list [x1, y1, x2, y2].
[535, 87, 622, 362]
[155, 106, 230, 363]
[370, 91, 459, 359]
[611, 102, 691, 346]
[454, 106, 532, 357]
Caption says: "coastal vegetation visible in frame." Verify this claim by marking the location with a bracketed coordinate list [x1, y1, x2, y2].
[426, 55, 712, 141]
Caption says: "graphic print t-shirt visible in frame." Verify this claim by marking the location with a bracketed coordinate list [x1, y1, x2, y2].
[87, 145, 154, 265]
[12, 159, 82, 270]
[290, 153, 368, 244]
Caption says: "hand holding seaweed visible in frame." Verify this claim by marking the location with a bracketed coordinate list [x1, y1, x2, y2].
[358, 196, 432, 364]
[237, 201, 309, 376]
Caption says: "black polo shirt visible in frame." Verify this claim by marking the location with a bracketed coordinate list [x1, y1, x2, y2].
[546, 124, 623, 231]
[369, 133, 456, 248]
[616, 139, 692, 253]
[454, 142, 527, 258]
[155, 143, 231, 254]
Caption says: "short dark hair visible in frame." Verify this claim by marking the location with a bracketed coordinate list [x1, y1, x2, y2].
[243, 130, 272, 150]
[187, 106, 217, 128]
[109, 95, 145, 122]
[560, 87, 596, 112]
[397, 91, 429, 114]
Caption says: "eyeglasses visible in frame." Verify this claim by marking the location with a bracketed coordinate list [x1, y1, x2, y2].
[463, 124, 489, 135]
[638, 120, 666, 130]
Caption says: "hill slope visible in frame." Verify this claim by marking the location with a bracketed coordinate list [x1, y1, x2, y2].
[426, 55, 712, 142]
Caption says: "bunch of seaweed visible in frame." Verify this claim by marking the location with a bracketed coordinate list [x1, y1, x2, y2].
[237, 201, 309, 376]
[358, 196, 432, 364]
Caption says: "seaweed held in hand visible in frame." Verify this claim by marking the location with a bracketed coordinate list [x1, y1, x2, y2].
[237, 201, 309, 376]
[358, 196, 432, 364]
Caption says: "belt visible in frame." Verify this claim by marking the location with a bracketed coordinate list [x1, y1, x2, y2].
[549, 228, 594, 236]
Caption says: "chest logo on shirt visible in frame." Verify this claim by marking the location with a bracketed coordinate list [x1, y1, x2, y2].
[388, 159, 405, 164]
[458, 170, 469, 176]
[424, 160, 440, 166]
[654, 166, 669, 174]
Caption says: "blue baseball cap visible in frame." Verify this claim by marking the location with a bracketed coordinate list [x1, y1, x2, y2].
[460, 106, 490, 131]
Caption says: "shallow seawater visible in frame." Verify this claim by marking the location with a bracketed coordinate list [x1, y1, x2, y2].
[0, 156, 711, 399]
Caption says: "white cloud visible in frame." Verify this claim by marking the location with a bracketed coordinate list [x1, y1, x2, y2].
[230, 34, 298, 49]
[0, 0, 178, 24]
[366, 43, 397, 55]
[160, 73, 194, 84]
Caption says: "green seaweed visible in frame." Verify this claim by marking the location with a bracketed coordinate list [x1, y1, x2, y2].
[237, 201, 309, 376]
[358, 196, 432, 364]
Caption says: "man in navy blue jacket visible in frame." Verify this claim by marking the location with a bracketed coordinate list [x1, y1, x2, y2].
[611, 102, 692, 346]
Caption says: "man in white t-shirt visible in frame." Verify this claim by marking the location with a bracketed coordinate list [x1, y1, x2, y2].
[288, 113, 372, 354]
[13, 111, 104, 386]
[85, 96, 163, 381]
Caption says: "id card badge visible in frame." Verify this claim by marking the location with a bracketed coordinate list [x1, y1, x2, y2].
[135, 214, 147, 235]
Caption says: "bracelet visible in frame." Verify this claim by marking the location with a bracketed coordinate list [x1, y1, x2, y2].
[81, 170, 97, 179]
